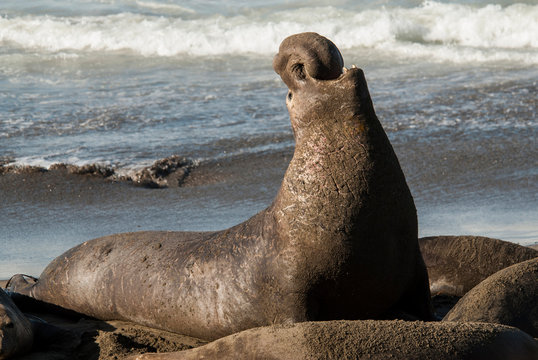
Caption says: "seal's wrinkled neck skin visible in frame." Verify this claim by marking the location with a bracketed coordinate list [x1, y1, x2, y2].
[272, 32, 398, 242]
[271, 32, 428, 320]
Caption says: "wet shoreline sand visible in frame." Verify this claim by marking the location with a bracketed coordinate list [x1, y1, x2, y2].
[2, 129, 537, 279]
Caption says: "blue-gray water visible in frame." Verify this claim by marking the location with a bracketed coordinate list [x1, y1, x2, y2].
[1, 0, 537, 277]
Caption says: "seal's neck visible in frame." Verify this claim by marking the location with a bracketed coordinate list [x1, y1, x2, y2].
[272, 91, 406, 248]
[270, 69, 414, 268]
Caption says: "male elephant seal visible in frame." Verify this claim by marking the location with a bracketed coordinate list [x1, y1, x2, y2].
[8, 32, 432, 340]
[126, 320, 538, 360]
[0, 288, 33, 359]
[419, 235, 537, 296]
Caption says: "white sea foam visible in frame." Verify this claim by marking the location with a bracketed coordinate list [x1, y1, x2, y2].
[134, 0, 196, 14]
[0, 1, 537, 63]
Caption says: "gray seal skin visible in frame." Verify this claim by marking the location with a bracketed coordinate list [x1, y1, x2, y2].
[419, 236, 537, 296]
[126, 320, 538, 360]
[444, 257, 538, 337]
[0, 288, 33, 359]
[8, 32, 432, 340]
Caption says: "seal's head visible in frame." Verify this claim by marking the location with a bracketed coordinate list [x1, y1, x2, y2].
[273, 32, 344, 89]
[273, 32, 374, 142]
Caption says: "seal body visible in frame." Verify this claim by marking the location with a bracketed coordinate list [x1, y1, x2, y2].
[0, 288, 33, 359]
[420, 236, 537, 296]
[126, 320, 538, 360]
[9, 33, 432, 340]
[444, 257, 538, 337]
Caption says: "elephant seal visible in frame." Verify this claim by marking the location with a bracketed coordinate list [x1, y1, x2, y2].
[0, 288, 33, 359]
[444, 257, 538, 337]
[419, 235, 537, 296]
[8, 32, 432, 340]
[126, 320, 538, 360]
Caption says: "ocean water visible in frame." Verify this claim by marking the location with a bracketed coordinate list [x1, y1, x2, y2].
[1, 0, 537, 277]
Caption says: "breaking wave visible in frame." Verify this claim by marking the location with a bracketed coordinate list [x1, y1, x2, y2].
[1, 1, 537, 63]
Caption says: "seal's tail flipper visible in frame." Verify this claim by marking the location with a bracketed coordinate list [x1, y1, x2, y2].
[5, 274, 86, 319]
[5, 274, 38, 298]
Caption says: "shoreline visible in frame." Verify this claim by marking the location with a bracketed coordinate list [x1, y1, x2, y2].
[4, 152, 535, 276]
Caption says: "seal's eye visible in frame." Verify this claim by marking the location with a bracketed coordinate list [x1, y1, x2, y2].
[287, 91, 293, 101]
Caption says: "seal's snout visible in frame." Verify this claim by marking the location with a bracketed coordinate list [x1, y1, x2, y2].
[273, 32, 343, 90]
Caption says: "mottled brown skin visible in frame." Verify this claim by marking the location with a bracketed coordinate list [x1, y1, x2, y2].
[419, 236, 537, 296]
[126, 320, 538, 360]
[8, 32, 432, 341]
[444, 257, 538, 337]
[0, 288, 33, 359]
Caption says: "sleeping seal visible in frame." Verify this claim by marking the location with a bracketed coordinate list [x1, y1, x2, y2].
[126, 320, 538, 360]
[419, 235, 537, 296]
[444, 257, 538, 337]
[8, 32, 432, 340]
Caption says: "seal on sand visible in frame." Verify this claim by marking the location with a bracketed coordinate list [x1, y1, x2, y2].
[419, 235, 537, 296]
[126, 320, 538, 360]
[0, 288, 33, 359]
[8, 32, 432, 341]
[444, 257, 538, 337]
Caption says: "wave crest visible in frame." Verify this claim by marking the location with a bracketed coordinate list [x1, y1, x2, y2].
[0, 2, 537, 63]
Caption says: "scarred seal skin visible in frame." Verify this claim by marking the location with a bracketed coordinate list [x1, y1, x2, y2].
[0, 288, 33, 359]
[8, 32, 433, 340]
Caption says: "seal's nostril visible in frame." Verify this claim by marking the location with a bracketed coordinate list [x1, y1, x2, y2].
[291, 63, 305, 80]
[287, 92, 293, 101]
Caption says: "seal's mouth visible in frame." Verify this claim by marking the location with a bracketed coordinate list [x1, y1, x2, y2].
[319, 64, 363, 92]
[342, 64, 358, 75]
[336, 64, 360, 81]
